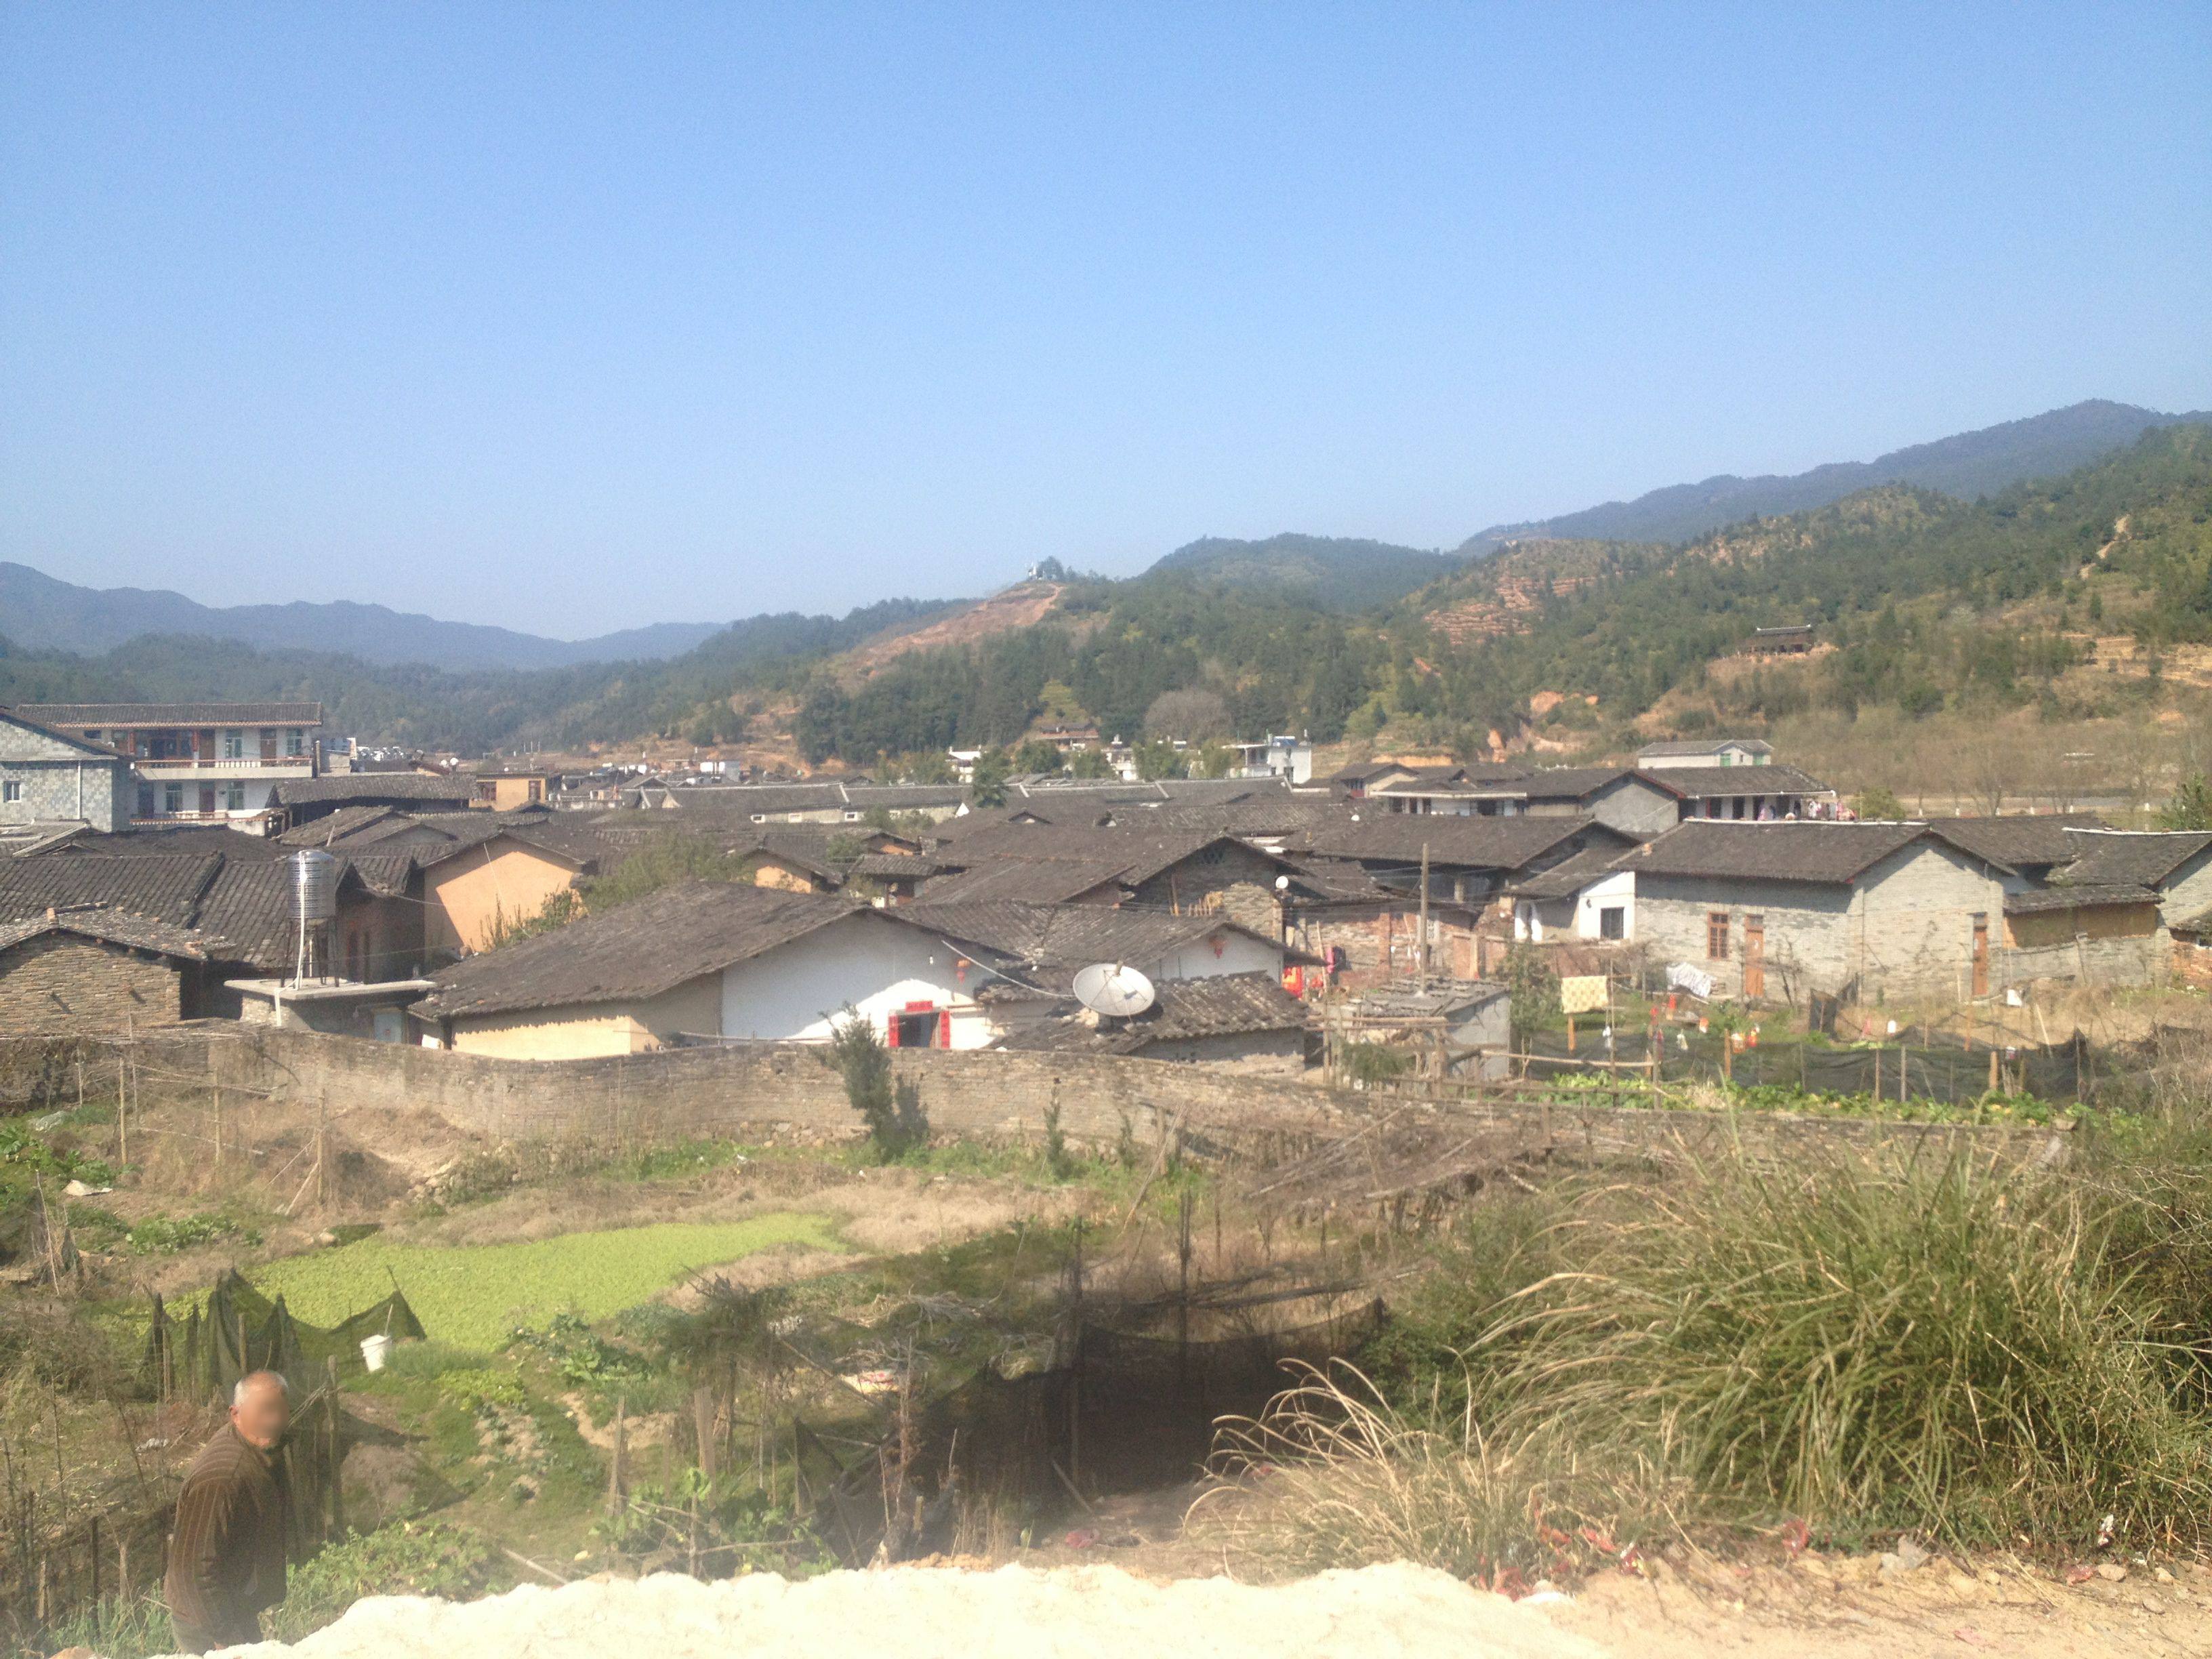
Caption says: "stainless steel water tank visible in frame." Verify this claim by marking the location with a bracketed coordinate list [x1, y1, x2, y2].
[289, 848, 339, 923]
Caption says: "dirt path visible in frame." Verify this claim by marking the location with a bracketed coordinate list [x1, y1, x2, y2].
[1549, 1551, 2211, 1658]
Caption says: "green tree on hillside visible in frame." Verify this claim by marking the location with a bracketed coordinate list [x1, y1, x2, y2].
[1012, 738, 1064, 775]
[2158, 773, 2212, 832]
[969, 747, 1012, 806]
[1854, 786, 1906, 821]
[1133, 739, 1185, 781]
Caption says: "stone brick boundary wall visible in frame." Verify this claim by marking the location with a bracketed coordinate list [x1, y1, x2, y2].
[87, 1027, 2071, 1174]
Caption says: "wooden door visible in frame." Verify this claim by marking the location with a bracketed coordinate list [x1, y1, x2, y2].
[1742, 914, 1765, 1001]
[1971, 915, 1989, 998]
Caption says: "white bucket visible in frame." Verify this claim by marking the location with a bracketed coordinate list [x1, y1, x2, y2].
[359, 1334, 392, 1373]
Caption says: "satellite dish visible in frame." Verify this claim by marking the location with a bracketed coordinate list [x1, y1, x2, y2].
[1073, 962, 1156, 1018]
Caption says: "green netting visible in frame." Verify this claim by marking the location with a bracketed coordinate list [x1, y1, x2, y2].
[143, 1269, 425, 1403]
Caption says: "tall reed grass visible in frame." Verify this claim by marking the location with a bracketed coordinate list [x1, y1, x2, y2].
[1216, 1122, 2212, 1575]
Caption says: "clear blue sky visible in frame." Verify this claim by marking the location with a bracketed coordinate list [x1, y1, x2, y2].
[3, 3, 2207, 640]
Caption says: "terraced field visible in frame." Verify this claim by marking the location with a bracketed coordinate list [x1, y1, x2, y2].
[246, 1213, 843, 1350]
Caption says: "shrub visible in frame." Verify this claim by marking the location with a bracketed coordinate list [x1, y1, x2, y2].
[1042, 1095, 1073, 1181]
[125, 1211, 262, 1254]
[264, 1521, 495, 1641]
[824, 1008, 926, 1160]
[434, 1366, 530, 1414]
[1503, 947, 1560, 1052]
[1340, 1042, 1414, 1087]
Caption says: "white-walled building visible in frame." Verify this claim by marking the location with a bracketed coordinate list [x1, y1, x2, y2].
[15, 701, 323, 829]
[413, 880, 1011, 1059]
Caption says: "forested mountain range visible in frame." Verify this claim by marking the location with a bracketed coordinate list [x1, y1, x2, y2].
[0, 560, 729, 670]
[1144, 534, 1462, 611]
[4, 403, 2209, 764]
[1454, 398, 2210, 553]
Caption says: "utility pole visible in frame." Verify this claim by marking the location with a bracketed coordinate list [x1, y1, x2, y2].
[1418, 842, 1431, 992]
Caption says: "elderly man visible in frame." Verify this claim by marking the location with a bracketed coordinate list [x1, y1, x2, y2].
[165, 1370, 292, 1653]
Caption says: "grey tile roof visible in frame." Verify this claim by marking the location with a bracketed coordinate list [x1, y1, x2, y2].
[1002, 777, 1281, 805]
[36, 824, 291, 859]
[933, 824, 1284, 887]
[275, 804, 405, 844]
[0, 855, 226, 926]
[1921, 813, 2110, 870]
[843, 853, 944, 880]
[918, 857, 1134, 905]
[1504, 844, 1631, 900]
[2003, 884, 2160, 916]
[905, 901, 1294, 989]
[0, 906, 229, 960]
[1660, 762, 1833, 799]
[0, 844, 402, 970]
[414, 881, 899, 1019]
[1624, 821, 1961, 885]
[16, 702, 323, 726]
[997, 971, 1311, 1054]
[1519, 767, 1685, 802]
[1288, 814, 1614, 872]
[274, 774, 474, 806]
[2057, 830, 2212, 890]
[657, 781, 971, 815]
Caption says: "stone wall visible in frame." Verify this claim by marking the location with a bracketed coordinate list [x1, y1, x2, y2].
[0, 935, 183, 1035]
[192, 1027, 1345, 1152]
[118, 1026, 2068, 1177]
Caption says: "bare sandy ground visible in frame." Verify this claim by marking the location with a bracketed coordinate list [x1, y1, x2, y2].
[184, 1563, 1598, 1659]
[148, 1553, 2212, 1659]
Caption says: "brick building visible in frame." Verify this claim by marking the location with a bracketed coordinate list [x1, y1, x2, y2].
[0, 909, 228, 1034]
[0, 708, 136, 835]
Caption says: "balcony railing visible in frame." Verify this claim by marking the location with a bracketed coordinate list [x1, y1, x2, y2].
[133, 809, 278, 823]
[131, 756, 314, 771]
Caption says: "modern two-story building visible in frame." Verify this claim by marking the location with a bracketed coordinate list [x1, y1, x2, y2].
[14, 703, 323, 829]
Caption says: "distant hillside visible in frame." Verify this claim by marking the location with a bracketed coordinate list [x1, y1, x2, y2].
[0, 561, 726, 670]
[0, 593, 964, 754]
[1145, 534, 1463, 611]
[1458, 399, 2211, 554]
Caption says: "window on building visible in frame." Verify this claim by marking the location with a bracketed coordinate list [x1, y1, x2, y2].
[162, 783, 184, 815]
[285, 729, 306, 757]
[1599, 905, 1625, 940]
[1706, 911, 1730, 960]
[223, 731, 245, 760]
[1, 779, 20, 804]
[225, 781, 247, 811]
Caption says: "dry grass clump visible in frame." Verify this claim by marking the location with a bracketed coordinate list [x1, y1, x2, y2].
[1206, 1364, 1671, 1585]
[1214, 1130, 2212, 1576]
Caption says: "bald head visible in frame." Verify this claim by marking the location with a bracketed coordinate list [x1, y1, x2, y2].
[230, 1370, 291, 1450]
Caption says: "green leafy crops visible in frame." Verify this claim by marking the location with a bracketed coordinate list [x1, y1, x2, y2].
[244, 1214, 842, 1351]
